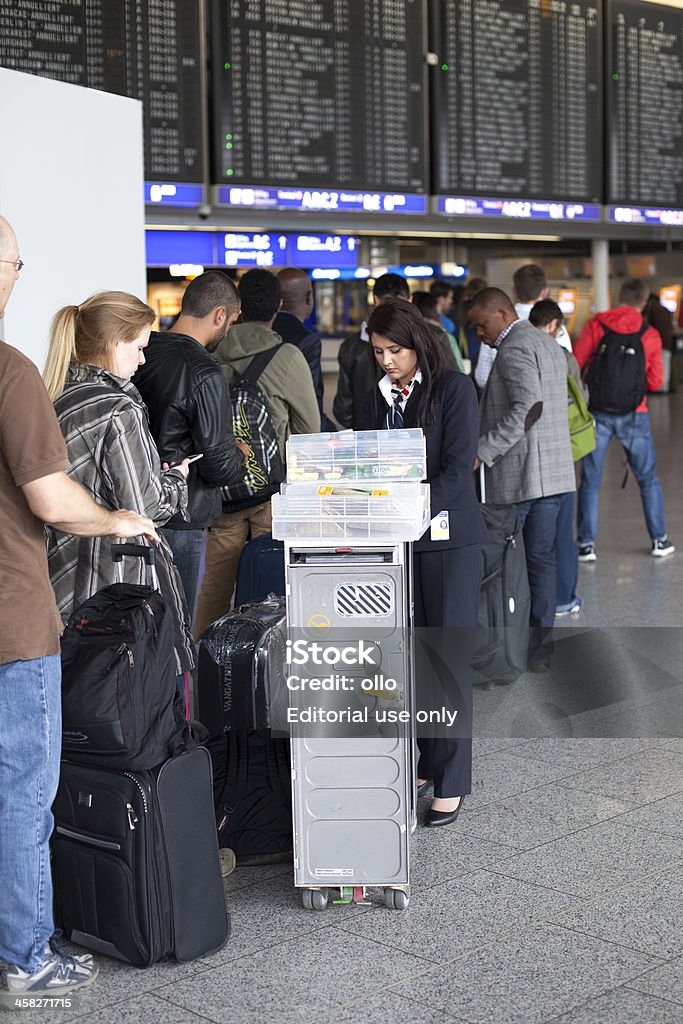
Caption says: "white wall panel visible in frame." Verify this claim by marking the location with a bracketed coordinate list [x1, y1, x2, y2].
[0, 68, 145, 368]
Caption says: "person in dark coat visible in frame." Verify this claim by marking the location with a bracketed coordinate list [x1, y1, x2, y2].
[334, 272, 410, 429]
[644, 292, 676, 393]
[273, 268, 333, 429]
[362, 297, 486, 827]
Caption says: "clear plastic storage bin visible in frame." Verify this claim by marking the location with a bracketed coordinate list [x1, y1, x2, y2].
[271, 481, 430, 542]
[285, 429, 427, 484]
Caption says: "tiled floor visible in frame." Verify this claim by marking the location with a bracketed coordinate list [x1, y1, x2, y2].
[17, 391, 683, 1023]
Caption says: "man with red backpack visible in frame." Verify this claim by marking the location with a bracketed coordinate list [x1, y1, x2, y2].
[574, 278, 673, 560]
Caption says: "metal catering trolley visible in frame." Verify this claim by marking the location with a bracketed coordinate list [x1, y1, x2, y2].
[271, 430, 430, 911]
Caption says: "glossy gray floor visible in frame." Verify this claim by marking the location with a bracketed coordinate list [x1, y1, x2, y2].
[26, 394, 683, 1024]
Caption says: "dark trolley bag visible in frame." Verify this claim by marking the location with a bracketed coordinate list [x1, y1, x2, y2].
[52, 746, 229, 966]
[234, 533, 286, 606]
[59, 544, 182, 771]
[473, 469, 531, 686]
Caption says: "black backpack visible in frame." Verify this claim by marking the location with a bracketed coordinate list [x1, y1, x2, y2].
[207, 730, 293, 864]
[586, 321, 647, 414]
[221, 345, 288, 507]
[60, 545, 197, 770]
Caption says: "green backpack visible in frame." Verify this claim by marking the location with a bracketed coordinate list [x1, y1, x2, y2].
[567, 374, 596, 461]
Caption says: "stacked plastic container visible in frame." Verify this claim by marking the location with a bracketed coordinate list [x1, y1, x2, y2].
[271, 428, 430, 543]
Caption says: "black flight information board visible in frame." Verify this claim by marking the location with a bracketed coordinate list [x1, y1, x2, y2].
[608, 1, 683, 207]
[0, 0, 204, 183]
[211, 0, 426, 192]
[431, 0, 602, 202]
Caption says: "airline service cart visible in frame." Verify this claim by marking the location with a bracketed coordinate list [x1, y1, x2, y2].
[271, 429, 429, 911]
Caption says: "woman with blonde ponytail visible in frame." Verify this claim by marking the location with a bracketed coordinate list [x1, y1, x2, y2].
[43, 305, 80, 401]
[44, 290, 195, 678]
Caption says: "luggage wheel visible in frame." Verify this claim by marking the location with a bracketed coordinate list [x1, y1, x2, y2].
[384, 886, 410, 910]
[302, 887, 328, 911]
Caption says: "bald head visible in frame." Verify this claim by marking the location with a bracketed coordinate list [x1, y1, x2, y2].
[0, 216, 16, 258]
[277, 267, 313, 319]
[469, 287, 516, 317]
[0, 216, 20, 318]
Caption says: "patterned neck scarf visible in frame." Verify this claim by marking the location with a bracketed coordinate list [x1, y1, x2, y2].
[385, 376, 419, 429]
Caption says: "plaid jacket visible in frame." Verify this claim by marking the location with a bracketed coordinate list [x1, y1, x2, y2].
[478, 320, 575, 505]
[46, 365, 194, 672]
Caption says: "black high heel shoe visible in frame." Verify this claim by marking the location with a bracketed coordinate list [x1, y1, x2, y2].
[425, 797, 465, 828]
[417, 779, 433, 798]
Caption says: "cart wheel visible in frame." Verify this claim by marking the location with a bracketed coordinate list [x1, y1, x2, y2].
[393, 889, 409, 910]
[384, 887, 409, 910]
[302, 887, 328, 911]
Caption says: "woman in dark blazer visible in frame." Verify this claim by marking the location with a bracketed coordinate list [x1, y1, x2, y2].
[362, 297, 486, 826]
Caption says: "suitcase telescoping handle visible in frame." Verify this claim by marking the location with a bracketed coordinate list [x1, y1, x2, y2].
[111, 543, 159, 589]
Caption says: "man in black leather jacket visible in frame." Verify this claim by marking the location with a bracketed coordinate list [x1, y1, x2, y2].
[134, 271, 246, 620]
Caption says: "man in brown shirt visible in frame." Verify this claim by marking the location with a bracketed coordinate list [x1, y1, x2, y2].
[0, 215, 158, 998]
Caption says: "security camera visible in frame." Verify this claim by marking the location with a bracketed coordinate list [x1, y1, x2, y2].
[197, 203, 212, 220]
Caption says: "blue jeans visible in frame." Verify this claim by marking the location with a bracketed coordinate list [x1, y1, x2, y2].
[0, 656, 61, 972]
[516, 495, 562, 662]
[577, 412, 666, 545]
[161, 527, 204, 621]
[556, 490, 579, 608]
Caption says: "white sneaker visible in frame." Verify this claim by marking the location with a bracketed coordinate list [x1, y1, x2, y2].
[652, 537, 675, 558]
[219, 847, 237, 877]
[3, 943, 98, 997]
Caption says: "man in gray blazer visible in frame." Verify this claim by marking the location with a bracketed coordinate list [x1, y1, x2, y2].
[469, 288, 575, 671]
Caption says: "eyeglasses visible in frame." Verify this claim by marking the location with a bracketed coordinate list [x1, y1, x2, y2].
[0, 258, 24, 272]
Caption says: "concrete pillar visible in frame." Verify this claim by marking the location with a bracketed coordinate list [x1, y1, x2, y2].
[592, 238, 610, 313]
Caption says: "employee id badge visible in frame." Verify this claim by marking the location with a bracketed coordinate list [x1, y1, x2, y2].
[430, 510, 450, 542]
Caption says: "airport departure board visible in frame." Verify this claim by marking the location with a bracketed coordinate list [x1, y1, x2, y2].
[211, 0, 427, 192]
[607, 0, 683, 207]
[431, 0, 602, 202]
[0, 0, 204, 183]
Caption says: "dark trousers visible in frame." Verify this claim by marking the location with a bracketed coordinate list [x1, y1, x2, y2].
[555, 490, 579, 608]
[160, 527, 204, 622]
[413, 543, 481, 799]
[515, 495, 562, 665]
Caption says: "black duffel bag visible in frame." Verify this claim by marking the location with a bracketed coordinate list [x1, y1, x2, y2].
[60, 544, 185, 770]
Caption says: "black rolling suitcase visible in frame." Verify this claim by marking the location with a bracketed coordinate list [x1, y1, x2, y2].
[473, 469, 531, 685]
[52, 746, 229, 967]
[197, 596, 292, 863]
[196, 595, 288, 736]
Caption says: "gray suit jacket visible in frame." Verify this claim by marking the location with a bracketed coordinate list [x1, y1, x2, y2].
[478, 319, 575, 504]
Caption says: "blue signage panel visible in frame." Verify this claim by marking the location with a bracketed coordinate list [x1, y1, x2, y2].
[436, 195, 601, 222]
[145, 230, 215, 267]
[216, 186, 427, 215]
[145, 182, 205, 207]
[221, 232, 288, 268]
[608, 206, 683, 228]
[289, 235, 357, 269]
[146, 231, 360, 269]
